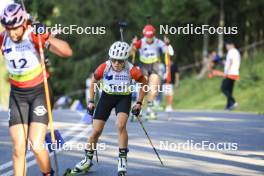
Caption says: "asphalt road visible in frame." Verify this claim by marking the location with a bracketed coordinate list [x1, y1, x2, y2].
[0, 109, 264, 176]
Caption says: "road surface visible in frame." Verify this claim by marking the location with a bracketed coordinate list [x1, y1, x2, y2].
[0, 109, 263, 176]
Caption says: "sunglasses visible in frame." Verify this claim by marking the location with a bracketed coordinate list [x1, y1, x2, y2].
[111, 59, 125, 64]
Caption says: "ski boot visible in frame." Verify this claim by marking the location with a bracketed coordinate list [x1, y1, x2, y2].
[64, 158, 93, 175]
[118, 148, 128, 176]
[118, 157, 127, 176]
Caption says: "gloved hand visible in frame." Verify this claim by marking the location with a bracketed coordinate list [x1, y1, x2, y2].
[131, 102, 142, 116]
[33, 22, 47, 34]
[87, 101, 95, 116]
[32, 22, 50, 42]
[163, 35, 170, 45]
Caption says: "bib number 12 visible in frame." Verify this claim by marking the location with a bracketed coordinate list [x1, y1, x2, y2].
[10, 58, 27, 69]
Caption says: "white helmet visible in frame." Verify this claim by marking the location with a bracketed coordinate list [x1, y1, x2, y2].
[1, 3, 27, 28]
[108, 41, 130, 60]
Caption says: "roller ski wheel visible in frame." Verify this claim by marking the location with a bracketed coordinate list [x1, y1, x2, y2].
[64, 168, 75, 176]
[63, 163, 93, 176]
[118, 171, 126, 176]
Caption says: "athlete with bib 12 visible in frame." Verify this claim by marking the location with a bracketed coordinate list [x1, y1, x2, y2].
[0, 3, 72, 176]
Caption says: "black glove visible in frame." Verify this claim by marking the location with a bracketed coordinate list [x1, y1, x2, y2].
[87, 101, 95, 115]
[32, 22, 49, 36]
[131, 108, 140, 116]
[131, 102, 142, 116]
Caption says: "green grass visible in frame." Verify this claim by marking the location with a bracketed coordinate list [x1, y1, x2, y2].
[172, 52, 264, 113]
[0, 55, 10, 110]
[0, 27, 10, 110]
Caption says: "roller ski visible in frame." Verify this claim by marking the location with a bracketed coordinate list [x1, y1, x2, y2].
[64, 161, 93, 176]
[64, 161, 93, 175]
[64, 150, 94, 176]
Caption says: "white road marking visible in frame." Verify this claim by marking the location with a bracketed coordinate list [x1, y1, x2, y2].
[0, 111, 90, 173]
[2, 124, 93, 176]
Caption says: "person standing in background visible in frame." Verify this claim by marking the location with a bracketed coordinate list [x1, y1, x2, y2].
[221, 41, 241, 110]
[164, 58, 180, 112]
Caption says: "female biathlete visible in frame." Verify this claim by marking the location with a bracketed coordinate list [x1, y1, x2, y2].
[0, 3, 72, 176]
[64, 41, 147, 176]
